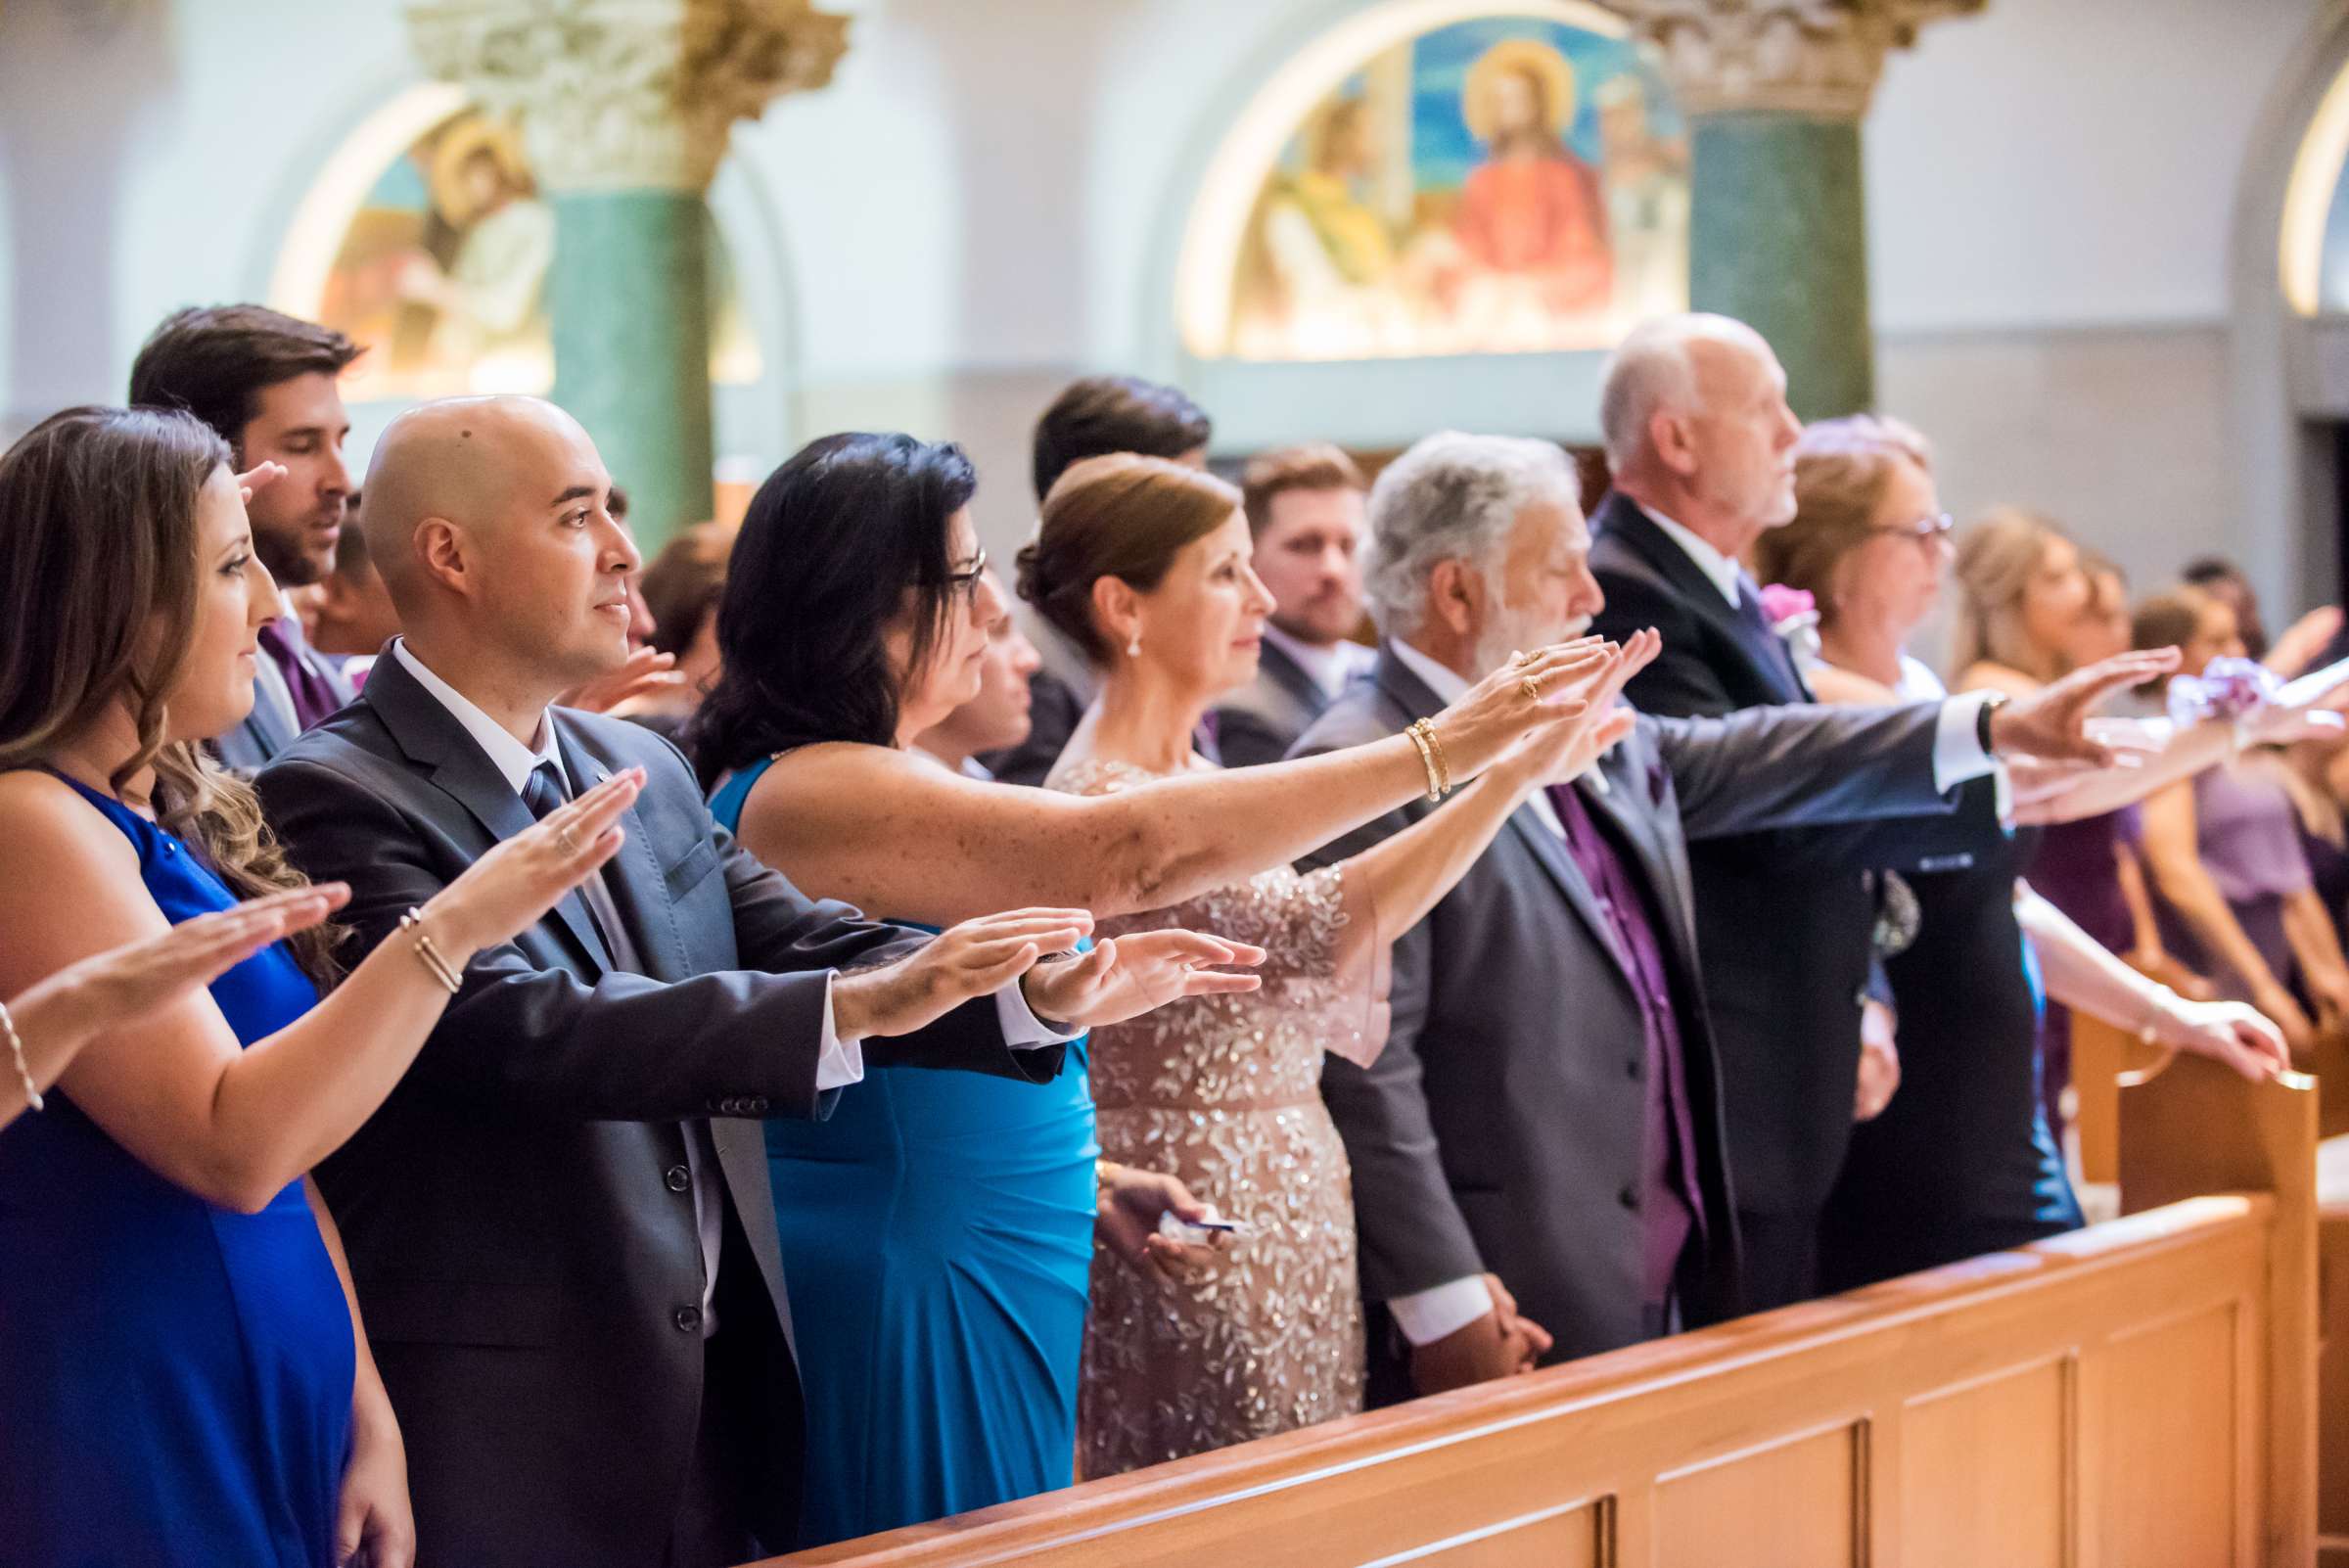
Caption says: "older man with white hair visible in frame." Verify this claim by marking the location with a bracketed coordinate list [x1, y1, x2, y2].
[1588, 311, 1958, 1311]
[1292, 432, 2163, 1399]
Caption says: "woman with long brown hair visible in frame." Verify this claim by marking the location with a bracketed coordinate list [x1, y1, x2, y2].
[0, 406, 634, 1567]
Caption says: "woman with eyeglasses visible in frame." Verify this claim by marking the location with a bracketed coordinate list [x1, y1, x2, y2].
[1757, 417, 2287, 1293]
[691, 432, 1616, 1545]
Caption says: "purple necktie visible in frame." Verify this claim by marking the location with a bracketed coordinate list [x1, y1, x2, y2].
[256, 621, 341, 732]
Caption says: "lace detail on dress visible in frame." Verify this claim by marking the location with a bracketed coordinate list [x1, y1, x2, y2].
[1049, 753, 1376, 1476]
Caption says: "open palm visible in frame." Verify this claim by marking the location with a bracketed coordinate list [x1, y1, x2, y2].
[1025, 929, 1266, 1031]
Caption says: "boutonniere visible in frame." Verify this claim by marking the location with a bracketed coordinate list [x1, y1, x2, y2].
[1757, 582, 1822, 671]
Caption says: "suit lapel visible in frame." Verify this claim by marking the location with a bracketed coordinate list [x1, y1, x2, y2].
[1595, 494, 1808, 703]
[362, 655, 614, 973]
[555, 717, 687, 979]
[1576, 746, 1702, 975]
[1258, 639, 1328, 720]
[1373, 644, 1636, 1002]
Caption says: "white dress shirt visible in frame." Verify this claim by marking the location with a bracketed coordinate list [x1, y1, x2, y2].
[1629, 503, 2001, 796]
[1263, 623, 1373, 705]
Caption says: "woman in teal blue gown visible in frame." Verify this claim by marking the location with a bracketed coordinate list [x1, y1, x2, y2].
[694, 433, 1592, 1545]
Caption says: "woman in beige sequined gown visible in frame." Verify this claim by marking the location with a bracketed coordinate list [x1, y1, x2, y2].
[1022, 452, 1645, 1473]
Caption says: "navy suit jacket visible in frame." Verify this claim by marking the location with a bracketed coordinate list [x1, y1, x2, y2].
[256, 651, 1059, 1567]
[1589, 490, 1993, 1215]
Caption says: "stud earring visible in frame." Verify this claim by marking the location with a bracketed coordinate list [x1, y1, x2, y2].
[1127, 631, 1142, 658]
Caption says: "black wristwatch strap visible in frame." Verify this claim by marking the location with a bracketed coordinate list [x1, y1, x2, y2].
[1975, 692, 2008, 756]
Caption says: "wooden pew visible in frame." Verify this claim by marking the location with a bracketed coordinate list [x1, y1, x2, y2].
[758, 1057, 2315, 1568]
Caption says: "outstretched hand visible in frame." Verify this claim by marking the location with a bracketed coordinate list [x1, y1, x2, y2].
[1987, 649, 2182, 767]
[1023, 928, 1267, 1032]
[558, 646, 687, 715]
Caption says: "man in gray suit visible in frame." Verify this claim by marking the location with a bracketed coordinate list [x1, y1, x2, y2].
[1213, 443, 1376, 767]
[1292, 433, 2166, 1403]
[129, 303, 362, 769]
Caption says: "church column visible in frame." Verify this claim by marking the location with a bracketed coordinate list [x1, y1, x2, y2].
[405, 0, 846, 545]
[1610, 0, 1982, 421]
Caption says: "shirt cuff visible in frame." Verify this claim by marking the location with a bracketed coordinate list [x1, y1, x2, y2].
[1388, 1275, 1493, 1346]
[1934, 691, 2000, 793]
[996, 975, 1086, 1047]
[812, 973, 866, 1092]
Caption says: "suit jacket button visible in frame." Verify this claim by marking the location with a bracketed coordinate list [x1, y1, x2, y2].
[743, 1097, 768, 1115]
[1618, 1186, 1640, 1211]
[673, 1305, 702, 1333]
[665, 1165, 691, 1193]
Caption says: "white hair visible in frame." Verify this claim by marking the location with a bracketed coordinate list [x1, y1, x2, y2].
[1364, 432, 1580, 640]
[1597, 312, 1772, 473]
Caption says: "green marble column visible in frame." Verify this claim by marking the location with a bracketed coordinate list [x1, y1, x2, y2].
[1688, 113, 1873, 422]
[548, 190, 714, 550]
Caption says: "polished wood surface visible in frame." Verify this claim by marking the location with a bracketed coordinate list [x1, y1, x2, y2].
[750, 1062, 2314, 1568]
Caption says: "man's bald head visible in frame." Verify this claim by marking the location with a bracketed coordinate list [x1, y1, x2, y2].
[358, 395, 603, 612]
[1598, 313, 1776, 474]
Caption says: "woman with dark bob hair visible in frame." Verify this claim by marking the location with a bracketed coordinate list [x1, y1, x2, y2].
[694, 432, 1621, 1544]
[0, 406, 636, 1567]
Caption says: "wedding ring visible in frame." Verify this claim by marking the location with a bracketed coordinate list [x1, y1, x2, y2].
[1520, 673, 1543, 700]
[557, 827, 581, 854]
[1511, 649, 1534, 667]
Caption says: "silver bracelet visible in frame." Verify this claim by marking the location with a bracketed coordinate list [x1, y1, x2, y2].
[0, 999, 43, 1114]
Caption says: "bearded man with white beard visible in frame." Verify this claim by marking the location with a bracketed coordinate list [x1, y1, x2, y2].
[1288, 431, 2171, 1402]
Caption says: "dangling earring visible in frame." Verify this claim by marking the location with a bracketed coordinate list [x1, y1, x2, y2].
[1127, 630, 1142, 659]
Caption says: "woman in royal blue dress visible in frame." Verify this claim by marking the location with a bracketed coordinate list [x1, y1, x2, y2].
[694, 433, 1611, 1545]
[0, 406, 638, 1568]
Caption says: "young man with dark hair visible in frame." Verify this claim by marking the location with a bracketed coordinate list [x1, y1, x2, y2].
[130, 304, 365, 767]
[986, 375, 1215, 786]
[1214, 442, 1374, 767]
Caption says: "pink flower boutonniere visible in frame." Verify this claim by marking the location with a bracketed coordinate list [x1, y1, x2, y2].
[1758, 582, 1822, 670]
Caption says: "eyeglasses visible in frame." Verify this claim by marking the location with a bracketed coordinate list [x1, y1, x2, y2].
[1872, 512, 1954, 545]
[945, 547, 989, 602]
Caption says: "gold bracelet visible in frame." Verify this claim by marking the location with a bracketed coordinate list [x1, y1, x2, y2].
[0, 999, 42, 1114]
[1405, 719, 1445, 803]
[1409, 717, 1447, 798]
[398, 908, 465, 996]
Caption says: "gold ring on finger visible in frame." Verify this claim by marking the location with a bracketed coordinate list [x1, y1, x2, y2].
[1511, 649, 1534, 667]
[1520, 674, 1543, 700]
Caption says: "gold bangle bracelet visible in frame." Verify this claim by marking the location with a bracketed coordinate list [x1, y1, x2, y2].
[1404, 720, 1444, 802]
[397, 908, 465, 996]
[0, 999, 42, 1114]
[1409, 717, 1447, 798]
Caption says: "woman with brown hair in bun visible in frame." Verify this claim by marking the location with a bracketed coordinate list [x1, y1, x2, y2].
[1026, 451, 1646, 1474]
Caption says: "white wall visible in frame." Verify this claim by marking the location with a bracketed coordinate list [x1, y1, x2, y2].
[0, 0, 2333, 583]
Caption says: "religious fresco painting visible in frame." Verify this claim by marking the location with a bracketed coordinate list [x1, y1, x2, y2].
[313, 107, 760, 402]
[1222, 16, 1687, 361]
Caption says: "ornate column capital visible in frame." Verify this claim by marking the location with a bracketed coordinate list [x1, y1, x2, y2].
[1607, 0, 1984, 119]
[403, 0, 850, 192]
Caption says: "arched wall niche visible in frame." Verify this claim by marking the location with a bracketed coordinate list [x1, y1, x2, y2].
[1142, 0, 1685, 455]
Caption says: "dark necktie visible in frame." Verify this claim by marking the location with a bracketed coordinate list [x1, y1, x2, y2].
[521, 758, 568, 822]
[256, 621, 342, 732]
[1733, 576, 1805, 697]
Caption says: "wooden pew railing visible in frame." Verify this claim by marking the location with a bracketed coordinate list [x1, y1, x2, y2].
[760, 1055, 2316, 1568]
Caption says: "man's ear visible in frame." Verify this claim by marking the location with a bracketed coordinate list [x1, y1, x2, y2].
[415, 517, 470, 598]
[1427, 557, 1484, 640]
[1648, 408, 1700, 479]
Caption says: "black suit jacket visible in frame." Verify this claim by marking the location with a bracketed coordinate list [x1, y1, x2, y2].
[1295, 647, 1975, 1367]
[255, 652, 1061, 1568]
[1589, 491, 1990, 1215]
[1212, 638, 1335, 769]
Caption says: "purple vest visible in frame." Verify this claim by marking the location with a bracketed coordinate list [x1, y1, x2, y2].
[1545, 781, 1707, 1307]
